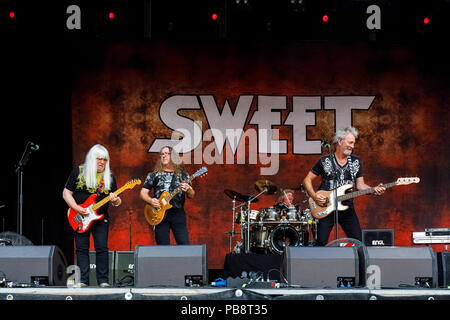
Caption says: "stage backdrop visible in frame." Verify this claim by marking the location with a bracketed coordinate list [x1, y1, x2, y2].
[71, 40, 449, 269]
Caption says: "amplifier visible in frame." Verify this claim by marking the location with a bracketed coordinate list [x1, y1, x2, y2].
[362, 229, 394, 246]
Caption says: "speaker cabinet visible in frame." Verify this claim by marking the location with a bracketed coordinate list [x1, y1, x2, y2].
[114, 251, 134, 286]
[437, 252, 450, 288]
[0, 246, 68, 286]
[363, 246, 437, 288]
[362, 229, 394, 246]
[134, 245, 207, 287]
[282, 247, 360, 288]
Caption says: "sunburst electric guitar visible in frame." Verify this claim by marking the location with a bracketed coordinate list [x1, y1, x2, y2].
[67, 179, 141, 233]
[308, 177, 420, 219]
[144, 167, 208, 226]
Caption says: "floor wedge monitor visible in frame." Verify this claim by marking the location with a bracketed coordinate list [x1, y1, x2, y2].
[282, 246, 360, 288]
[363, 246, 437, 288]
[134, 244, 207, 287]
[0, 245, 68, 286]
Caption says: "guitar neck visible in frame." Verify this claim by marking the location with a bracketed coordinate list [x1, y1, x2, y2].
[338, 181, 397, 201]
[92, 184, 129, 211]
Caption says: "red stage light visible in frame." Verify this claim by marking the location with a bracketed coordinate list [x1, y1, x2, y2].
[322, 15, 329, 22]
[108, 12, 115, 19]
[423, 17, 430, 24]
[211, 13, 218, 21]
[9, 11, 15, 18]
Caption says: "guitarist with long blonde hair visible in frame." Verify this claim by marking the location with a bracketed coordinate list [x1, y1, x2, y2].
[140, 146, 195, 245]
[63, 144, 121, 287]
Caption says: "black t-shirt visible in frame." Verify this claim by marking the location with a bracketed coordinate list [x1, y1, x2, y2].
[311, 154, 363, 205]
[143, 170, 190, 209]
[64, 165, 118, 218]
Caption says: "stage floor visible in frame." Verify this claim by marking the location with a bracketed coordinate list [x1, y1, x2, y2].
[1, 286, 450, 300]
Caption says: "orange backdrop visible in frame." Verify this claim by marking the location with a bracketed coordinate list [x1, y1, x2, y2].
[71, 40, 449, 269]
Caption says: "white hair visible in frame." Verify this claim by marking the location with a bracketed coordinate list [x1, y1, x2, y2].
[333, 126, 359, 144]
[82, 144, 112, 190]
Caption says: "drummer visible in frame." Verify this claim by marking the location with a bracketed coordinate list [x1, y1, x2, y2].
[275, 188, 295, 209]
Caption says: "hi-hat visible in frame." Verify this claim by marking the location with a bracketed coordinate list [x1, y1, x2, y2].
[224, 189, 259, 203]
[254, 179, 277, 195]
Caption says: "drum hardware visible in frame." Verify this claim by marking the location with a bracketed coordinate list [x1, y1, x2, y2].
[224, 186, 264, 254]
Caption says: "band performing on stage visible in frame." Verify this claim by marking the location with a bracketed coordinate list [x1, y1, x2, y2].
[58, 126, 422, 288]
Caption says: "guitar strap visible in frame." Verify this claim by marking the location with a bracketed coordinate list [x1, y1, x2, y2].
[169, 172, 178, 193]
[347, 155, 356, 185]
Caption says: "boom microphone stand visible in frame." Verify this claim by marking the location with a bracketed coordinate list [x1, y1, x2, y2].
[15, 141, 39, 235]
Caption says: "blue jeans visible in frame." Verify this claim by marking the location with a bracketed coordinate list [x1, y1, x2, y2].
[74, 218, 109, 285]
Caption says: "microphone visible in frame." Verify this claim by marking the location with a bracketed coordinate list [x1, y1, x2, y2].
[321, 140, 330, 148]
[29, 142, 40, 151]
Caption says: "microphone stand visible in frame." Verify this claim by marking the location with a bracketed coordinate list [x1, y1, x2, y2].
[15, 142, 34, 235]
[325, 144, 340, 241]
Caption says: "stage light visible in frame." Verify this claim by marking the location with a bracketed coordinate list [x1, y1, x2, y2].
[211, 13, 218, 21]
[423, 17, 430, 24]
[322, 14, 329, 22]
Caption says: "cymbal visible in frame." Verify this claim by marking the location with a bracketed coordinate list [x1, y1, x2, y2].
[224, 189, 259, 203]
[255, 179, 277, 195]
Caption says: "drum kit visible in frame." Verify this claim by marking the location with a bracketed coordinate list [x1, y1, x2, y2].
[225, 179, 317, 255]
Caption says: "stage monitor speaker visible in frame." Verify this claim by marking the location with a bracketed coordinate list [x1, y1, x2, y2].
[0, 245, 68, 286]
[437, 252, 450, 288]
[362, 229, 394, 246]
[114, 251, 134, 286]
[363, 246, 437, 288]
[282, 246, 360, 288]
[134, 244, 207, 287]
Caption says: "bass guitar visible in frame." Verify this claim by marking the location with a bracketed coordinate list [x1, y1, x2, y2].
[67, 178, 141, 233]
[144, 166, 208, 226]
[308, 177, 420, 219]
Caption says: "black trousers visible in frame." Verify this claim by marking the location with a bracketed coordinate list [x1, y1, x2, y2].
[315, 206, 362, 246]
[154, 207, 190, 245]
[74, 218, 109, 285]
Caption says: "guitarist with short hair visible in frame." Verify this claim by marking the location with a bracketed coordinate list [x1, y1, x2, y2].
[302, 127, 385, 246]
[140, 146, 195, 245]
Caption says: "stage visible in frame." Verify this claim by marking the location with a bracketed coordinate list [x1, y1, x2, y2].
[1, 286, 450, 300]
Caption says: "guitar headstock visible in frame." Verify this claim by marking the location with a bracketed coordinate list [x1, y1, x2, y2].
[396, 177, 420, 185]
[193, 166, 208, 178]
[125, 178, 142, 189]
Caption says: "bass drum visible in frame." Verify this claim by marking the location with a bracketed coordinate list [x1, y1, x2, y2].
[268, 225, 300, 254]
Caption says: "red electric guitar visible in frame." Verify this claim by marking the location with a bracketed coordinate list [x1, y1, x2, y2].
[67, 178, 141, 233]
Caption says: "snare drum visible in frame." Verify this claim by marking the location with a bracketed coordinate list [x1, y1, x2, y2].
[261, 207, 279, 221]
